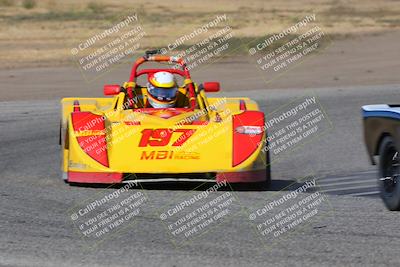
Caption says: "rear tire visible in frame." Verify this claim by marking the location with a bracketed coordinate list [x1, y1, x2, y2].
[234, 150, 271, 191]
[265, 149, 272, 189]
[378, 136, 400, 211]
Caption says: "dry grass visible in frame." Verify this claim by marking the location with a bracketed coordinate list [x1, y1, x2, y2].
[0, 0, 399, 68]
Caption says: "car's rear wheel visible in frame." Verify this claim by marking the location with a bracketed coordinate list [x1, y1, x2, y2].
[239, 148, 271, 191]
[378, 136, 400, 211]
[264, 148, 272, 188]
[244, 143, 272, 190]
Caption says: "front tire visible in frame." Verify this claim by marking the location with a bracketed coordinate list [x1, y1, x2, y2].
[378, 136, 400, 211]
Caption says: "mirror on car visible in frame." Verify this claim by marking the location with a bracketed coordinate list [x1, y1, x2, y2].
[104, 85, 121, 95]
[202, 82, 220, 92]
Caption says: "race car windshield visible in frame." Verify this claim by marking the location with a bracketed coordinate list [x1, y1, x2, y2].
[148, 85, 177, 100]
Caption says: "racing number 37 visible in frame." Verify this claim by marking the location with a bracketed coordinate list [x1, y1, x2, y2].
[139, 129, 195, 147]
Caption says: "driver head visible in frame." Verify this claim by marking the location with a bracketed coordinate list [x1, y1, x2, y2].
[147, 71, 178, 108]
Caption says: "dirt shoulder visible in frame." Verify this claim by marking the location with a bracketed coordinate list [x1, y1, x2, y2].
[1, 0, 400, 69]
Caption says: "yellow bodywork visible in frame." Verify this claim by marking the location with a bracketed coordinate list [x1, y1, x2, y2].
[60, 88, 266, 176]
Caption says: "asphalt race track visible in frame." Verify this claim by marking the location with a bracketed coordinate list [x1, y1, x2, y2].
[1, 84, 400, 266]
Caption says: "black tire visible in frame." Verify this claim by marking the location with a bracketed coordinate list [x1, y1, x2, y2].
[229, 140, 272, 191]
[59, 122, 62, 145]
[265, 149, 272, 189]
[378, 136, 400, 211]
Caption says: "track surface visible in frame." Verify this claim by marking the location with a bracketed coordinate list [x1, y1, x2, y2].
[1, 84, 400, 266]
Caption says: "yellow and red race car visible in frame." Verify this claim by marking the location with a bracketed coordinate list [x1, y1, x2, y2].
[60, 51, 271, 188]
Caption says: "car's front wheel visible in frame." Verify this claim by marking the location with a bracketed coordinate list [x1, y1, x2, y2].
[378, 136, 400, 211]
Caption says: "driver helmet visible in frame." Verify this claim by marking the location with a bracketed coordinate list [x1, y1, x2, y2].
[147, 71, 178, 108]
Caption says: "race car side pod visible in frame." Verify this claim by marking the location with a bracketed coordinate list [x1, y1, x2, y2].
[68, 111, 122, 183]
[71, 111, 109, 167]
[232, 111, 264, 166]
[216, 111, 266, 183]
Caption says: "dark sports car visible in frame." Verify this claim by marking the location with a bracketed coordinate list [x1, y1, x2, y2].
[363, 104, 400, 211]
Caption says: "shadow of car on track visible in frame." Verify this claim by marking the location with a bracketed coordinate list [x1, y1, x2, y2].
[67, 179, 301, 192]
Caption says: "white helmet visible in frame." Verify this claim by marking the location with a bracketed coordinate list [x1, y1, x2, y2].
[147, 71, 178, 108]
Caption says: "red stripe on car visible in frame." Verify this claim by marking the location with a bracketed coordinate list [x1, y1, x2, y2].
[71, 112, 109, 167]
[232, 111, 264, 166]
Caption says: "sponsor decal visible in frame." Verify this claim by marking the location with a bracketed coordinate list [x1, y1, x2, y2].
[138, 128, 196, 147]
[140, 151, 200, 160]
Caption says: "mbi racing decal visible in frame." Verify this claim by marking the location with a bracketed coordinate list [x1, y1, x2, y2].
[140, 151, 200, 160]
[139, 128, 199, 160]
